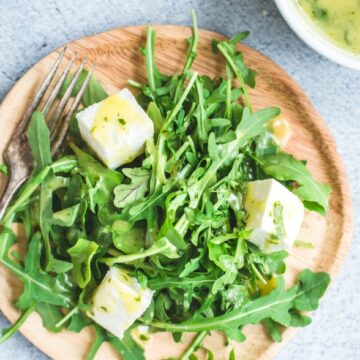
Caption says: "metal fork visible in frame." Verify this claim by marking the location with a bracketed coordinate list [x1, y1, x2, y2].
[0, 48, 95, 221]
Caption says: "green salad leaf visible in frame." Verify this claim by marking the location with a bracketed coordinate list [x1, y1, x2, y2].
[68, 238, 99, 288]
[59, 69, 108, 107]
[108, 331, 145, 360]
[114, 168, 150, 208]
[260, 152, 331, 215]
[27, 111, 52, 173]
[2, 233, 72, 311]
[70, 143, 122, 209]
[151, 270, 330, 333]
[36, 303, 65, 333]
[86, 325, 107, 360]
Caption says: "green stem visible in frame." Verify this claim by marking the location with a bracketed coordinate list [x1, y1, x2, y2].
[146, 27, 157, 92]
[175, 213, 190, 237]
[163, 72, 198, 130]
[0, 213, 15, 259]
[210, 233, 238, 245]
[151, 72, 198, 192]
[180, 331, 208, 360]
[151, 288, 299, 332]
[2, 166, 51, 225]
[174, 141, 190, 162]
[127, 79, 144, 90]
[217, 43, 252, 110]
[102, 241, 172, 265]
[1, 156, 76, 226]
[225, 78, 232, 120]
[250, 262, 267, 285]
[0, 302, 36, 344]
[51, 156, 77, 173]
[182, 10, 199, 76]
[174, 10, 199, 101]
[195, 77, 207, 144]
[55, 306, 78, 328]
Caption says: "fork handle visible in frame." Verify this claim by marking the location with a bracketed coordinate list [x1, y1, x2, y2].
[0, 176, 25, 223]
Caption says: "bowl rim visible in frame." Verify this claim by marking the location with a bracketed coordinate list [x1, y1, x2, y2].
[274, 0, 360, 70]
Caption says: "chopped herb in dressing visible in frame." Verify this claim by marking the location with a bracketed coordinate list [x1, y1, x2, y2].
[271, 201, 287, 242]
[299, 0, 360, 54]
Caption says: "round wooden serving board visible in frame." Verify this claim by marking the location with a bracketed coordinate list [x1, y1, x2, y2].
[0, 25, 353, 360]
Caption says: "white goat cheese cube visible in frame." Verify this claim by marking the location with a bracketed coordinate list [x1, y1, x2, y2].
[244, 179, 304, 253]
[87, 267, 153, 339]
[76, 89, 154, 169]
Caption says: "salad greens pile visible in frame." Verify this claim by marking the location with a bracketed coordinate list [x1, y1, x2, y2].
[0, 11, 331, 360]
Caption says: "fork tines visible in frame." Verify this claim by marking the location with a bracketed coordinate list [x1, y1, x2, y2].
[19, 48, 95, 153]
[0, 48, 95, 221]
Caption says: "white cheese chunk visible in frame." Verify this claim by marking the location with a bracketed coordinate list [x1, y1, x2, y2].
[76, 88, 154, 169]
[244, 179, 304, 253]
[87, 267, 153, 339]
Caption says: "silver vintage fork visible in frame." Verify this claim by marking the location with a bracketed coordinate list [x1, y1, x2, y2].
[0, 48, 95, 221]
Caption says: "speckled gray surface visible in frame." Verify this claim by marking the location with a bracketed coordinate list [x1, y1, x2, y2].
[0, 0, 359, 359]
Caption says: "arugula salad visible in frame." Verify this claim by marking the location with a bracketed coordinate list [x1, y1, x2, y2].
[0, 12, 332, 360]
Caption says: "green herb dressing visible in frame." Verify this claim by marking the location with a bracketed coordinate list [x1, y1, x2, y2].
[298, 0, 360, 54]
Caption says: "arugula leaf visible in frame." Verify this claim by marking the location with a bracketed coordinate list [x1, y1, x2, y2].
[0, 232, 71, 310]
[180, 331, 208, 360]
[59, 69, 108, 107]
[112, 226, 145, 254]
[148, 274, 215, 291]
[70, 143, 122, 208]
[39, 175, 73, 273]
[0, 302, 36, 344]
[179, 248, 205, 278]
[68, 310, 92, 332]
[102, 236, 178, 266]
[114, 168, 150, 209]
[68, 238, 99, 288]
[260, 152, 331, 215]
[142, 27, 162, 93]
[27, 111, 52, 173]
[151, 270, 330, 332]
[108, 331, 145, 360]
[52, 204, 81, 226]
[217, 43, 252, 108]
[262, 318, 282, 342]
[173, 10, 199, 102]
[211, 239, 245, 293]
[86, 325, 106, 360]
[147, 102, 164, 137]
[187, 106, 280, 208]
[83, 75, 108, 107]
[36, 303, 65, 333]
[58, 69, 88, 98]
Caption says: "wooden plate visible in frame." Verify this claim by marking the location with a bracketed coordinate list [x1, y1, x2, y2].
[0, 25, 353, 360]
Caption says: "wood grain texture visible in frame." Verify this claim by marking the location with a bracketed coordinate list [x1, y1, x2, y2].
[0, 25, 353, 360]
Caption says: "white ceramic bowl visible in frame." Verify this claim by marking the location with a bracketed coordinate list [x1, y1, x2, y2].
[274, 0, 360, 70]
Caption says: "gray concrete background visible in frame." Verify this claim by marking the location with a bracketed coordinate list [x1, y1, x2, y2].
[0, 0, 359, 359]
